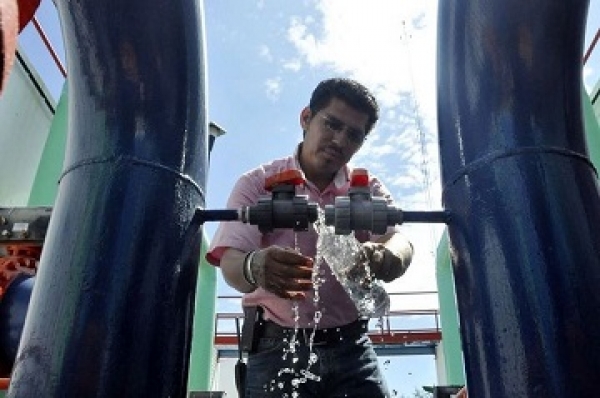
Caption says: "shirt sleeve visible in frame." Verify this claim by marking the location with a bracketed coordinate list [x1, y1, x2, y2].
[206, 169, 266, 266]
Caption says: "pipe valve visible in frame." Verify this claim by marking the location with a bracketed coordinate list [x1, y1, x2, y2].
[241, 169, 318, 233]
[324, 169, 449, 234]
[195, 169, 448, 233]
[324, 169, 393, 235]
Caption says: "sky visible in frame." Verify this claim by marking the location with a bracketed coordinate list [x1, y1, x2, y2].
[15, 0, 600, 396]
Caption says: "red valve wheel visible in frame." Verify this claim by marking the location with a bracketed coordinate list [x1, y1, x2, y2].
[264, 169, 306, 191]
[350, 168, 369, 187]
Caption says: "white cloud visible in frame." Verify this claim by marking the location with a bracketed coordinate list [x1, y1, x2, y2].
[287, 0, 438, 112]
[282, 58, 303, 71]
[265, 77, 282, 101]
[259, 44, 273, 62]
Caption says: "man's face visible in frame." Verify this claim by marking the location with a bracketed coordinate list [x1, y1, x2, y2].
[299, 97, 368, 179]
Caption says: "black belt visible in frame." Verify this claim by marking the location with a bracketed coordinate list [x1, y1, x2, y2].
[260, 319, 368, 346]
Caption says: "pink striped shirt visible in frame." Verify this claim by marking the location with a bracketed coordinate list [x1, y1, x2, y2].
[207, 148, 395, 328]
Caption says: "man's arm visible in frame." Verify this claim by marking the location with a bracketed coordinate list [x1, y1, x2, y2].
[220, 246, 314, 298]
[220, 248, 256, 293]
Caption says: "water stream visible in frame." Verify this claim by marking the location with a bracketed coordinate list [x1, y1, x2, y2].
[267, 210, 389, 396]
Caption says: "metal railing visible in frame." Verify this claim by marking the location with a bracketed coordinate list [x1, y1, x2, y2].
[214, 291, 442, 346]
[584, 27, 600, 66]
[31, 16, 66, 77]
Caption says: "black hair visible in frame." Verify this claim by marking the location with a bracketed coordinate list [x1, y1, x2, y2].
[308, 78, 379, 133]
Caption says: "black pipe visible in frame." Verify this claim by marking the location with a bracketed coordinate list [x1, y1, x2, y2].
[401, 211, 449, 224]
[196, 209, 241, 223]
[438, 0, 600, 396]
[8, 1, 208, 396]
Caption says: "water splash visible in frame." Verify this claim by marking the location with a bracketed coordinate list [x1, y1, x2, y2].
[314, 209, 390, 317]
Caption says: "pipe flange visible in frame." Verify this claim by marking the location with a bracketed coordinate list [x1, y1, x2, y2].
[333, 196, 352, 235]
[292, 196, 310, 231]
[371, 198, 389, 235]
[249, 197, 273, 232]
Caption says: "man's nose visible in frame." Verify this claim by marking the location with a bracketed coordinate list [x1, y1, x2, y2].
[331, 127, 352, 145]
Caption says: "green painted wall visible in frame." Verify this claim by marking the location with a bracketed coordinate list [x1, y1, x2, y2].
[435, 231, 465, 385]
[187, 237, 218, 393]
[584, 85, 600, 168]
[28, 83, 69, 207]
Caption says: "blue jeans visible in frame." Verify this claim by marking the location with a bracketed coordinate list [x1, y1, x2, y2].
[244, 333, 391, 398]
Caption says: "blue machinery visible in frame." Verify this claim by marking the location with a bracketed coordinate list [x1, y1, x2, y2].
[1, 0, 599, 396]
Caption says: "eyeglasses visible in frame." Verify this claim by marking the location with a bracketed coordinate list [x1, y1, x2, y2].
[318, 113, 366, 144]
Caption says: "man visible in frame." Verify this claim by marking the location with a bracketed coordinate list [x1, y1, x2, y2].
[207, 77, 413, 397]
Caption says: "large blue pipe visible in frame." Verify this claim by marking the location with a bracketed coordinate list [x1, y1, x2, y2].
[438, 1, 600, 396]
[8, 1, 208, 396]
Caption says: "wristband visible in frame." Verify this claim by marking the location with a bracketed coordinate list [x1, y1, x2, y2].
[243, 250, 258, 287]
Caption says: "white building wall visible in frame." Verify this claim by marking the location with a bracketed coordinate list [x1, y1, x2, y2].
[435, 341, 448, 386]
[213, 355, 238, 398]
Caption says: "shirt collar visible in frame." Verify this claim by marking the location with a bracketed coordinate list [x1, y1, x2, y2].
[293, 143, 351, 191]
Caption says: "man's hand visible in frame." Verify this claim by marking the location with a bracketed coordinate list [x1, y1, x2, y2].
[358, 242, 403, 282]
[356, 233, 413, 283]
[250, 246, 314, 299]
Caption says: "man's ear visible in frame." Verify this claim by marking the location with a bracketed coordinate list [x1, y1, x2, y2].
[300, 107, 312, 130]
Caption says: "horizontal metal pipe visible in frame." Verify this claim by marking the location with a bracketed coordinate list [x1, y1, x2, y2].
[401, 210, 449, 224]
[196, 209, 241, 223]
